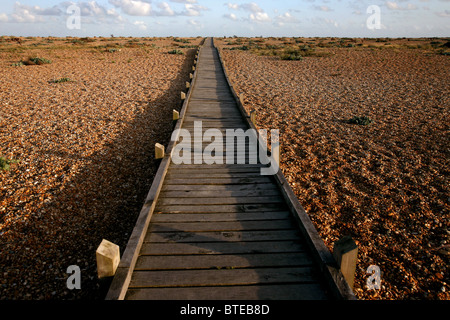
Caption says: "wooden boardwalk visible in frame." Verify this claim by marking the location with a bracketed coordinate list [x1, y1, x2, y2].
[106, 38, 356, 300]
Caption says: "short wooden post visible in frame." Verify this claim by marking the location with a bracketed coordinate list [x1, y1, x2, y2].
[155, 143, 165, 160]
[186, 81, 190, 89]
[189, 73, 193, 80]
[181, 91, 186, 100]
[333, 236, 358, 289]
[194, 60, 197, 65]
[250, 110, 256, 124]
[239, 93, 244, 105]
[96, 239, 120, 279]
[173, 109, 180, 121]
[192, 66, 196, 72]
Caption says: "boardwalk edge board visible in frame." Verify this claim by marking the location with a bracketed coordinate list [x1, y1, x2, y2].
[105, 43, 203, 300]
[214, 39, 356, 300]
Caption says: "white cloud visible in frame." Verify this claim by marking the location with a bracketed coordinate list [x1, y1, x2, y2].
[181, 3, 208, 16]
[109, 0, 152, 16]
[241, 2, 264, 13]
[156, 2, 175, 16]
[0, 13, 9, 22]
[225, 2, 270, 23]
[249, 12, 270, 22]
[313, 5, 333, 12]
[225, 2, 263, 13]
[171, 0, 198, 3]
[386, 1, 418, 10]
[62, 1, 126, 24]
[10, 2, 45, 23]
[223, 13, 238, 21]
[275, 12, 299, 24]
[188, 18, 204, 28]
[133, 20, 147, 30]
[225, 3, 240, 10]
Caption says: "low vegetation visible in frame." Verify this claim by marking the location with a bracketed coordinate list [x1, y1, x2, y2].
[0, 156, 19, 171]
[168, 49, 184, 55]
[347, 116, 373, 126]
[49, 77, 73, 83]
[219, 37, 450, 59]
[20, 57, 52, 65]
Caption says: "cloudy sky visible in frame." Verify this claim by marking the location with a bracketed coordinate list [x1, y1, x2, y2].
[0, 0, 448, 37]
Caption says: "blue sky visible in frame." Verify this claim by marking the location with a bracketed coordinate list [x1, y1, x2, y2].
[0, 0, 448, 37]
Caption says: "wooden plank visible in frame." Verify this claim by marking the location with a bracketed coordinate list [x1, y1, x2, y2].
[129, 267, 318, 288]
[139, 240, 305, 255]
[149, 220, 294, 233]
[145, 229, 301, 243]
[151, 212, 290, 222]
[156, 196, 284, 206]
[125, 283, 329, 300]
[187, 104, 239, 108]
[169, 167, 264, 173]
[165, 173, 266, 180]
[168, 164, 266, 169]
[161, 183, 275, 192]
[159, 189, 281, 198]
[155, 203, 288, 213]
[185, 112, 242, 117]
[135, 253, 313, 270]
[163, 178, 273, 185]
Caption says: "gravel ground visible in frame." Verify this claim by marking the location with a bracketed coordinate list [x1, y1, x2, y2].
[216, 37, 449, 300]
[0, 36, 200, 299]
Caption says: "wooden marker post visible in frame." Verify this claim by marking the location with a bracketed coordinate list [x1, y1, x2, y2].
[333, 236, 358, 289]
[186, 81, 190, 89]
[155, 143, 165, 160]
[250, 110, 256, 124]
[173, 109, 180, 121]
[181, 91, 186, 100]
[96, 239, 120, 279]
[239, 93, 244, 106]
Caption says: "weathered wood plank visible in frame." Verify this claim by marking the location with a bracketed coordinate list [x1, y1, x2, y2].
[125, 283, 328, 300]
[155, 203, 287, 213]
[139, 240, 305, 255]
[159, 189, 281, 198]
[156, 196, 284, 206]
[168, 164, 266, 169]
[165, 173, 268, 180]
[163, 178, 273, 185]
[135, 253, 313, 270]
[129, 267, 318, 288]
[151, 212, 290, 223]
[149, 220, 294, 233]
[145, 229, 301, 243]
[169, 167, 265, 174]
[161, 183, 276, 192]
